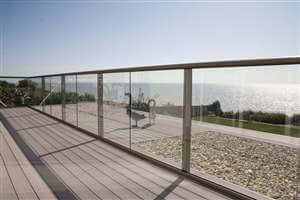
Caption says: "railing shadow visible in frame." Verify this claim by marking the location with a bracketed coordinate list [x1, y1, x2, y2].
[16, 122, 61, 131]
[154, 176, 184, 200]
[39, 139, 96, 157]
[7, 112, 43, 119]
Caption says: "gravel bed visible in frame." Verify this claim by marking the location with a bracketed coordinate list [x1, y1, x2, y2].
[133, 131, 299, 200]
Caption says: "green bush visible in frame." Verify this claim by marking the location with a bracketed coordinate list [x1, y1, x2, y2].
[49, 92, 63, 105]
[290, 114, 300, 125]
[0, 80, 28, 107]
[18, 80, 37, 89]
[0, 80, 15, 88]
[249, 112, 288, 125]
[192, 100, 223, 117]
[222, 111, 236, 119]
[65, 92, 77, 104]
[78, 93, 96, 102]
[43, 92, 95, 105]
[239, 110, 255, 120]
[130, 100, 150, 112]
[209, 100, 223, 116]
[29, 88, 43, 105]
[222, 110, 288, 125]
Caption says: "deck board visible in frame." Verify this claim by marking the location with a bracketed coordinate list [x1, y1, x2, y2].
[27, 115, 183, 200]
[0, 154, 18, 200]
[1, 122, 58, 200]
[0, 107, 233, 200]
[1, 131, 39, 200]
[30, 108, 232, 199]
[17, 125, 101, 200]
[0, 119, 52, 200]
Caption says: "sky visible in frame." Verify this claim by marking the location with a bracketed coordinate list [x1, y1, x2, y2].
[0, 1, 299, 84]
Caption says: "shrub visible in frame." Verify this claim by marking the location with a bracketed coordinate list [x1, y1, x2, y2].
[78, 93, 96, 102]
[222, 111, 236, 119]
[209, 100, 223, 116]
[0, 80, 15, 88]
[65, 92, 77, 104]
[130, 100, 150, 112]
[18, 80, 37, 90]
[290, 114, 300, 125]
[222, 110, 288, 125]
[250, 111, 288, 125]
[192, 100, 223, 117]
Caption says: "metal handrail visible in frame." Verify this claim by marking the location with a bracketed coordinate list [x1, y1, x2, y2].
[0, 56, 299, 79]
[0, 76, 27, 78]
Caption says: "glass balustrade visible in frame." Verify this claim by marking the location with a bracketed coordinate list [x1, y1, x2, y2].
[77, 74, 98, 135]
[65, 75, 78, 126]
[191, 65, 300, 200]
[49, 76, 62, 119]
[1, 60, 299, 200]
[130, 70, 184, 168]
[103, 73, 130, 147]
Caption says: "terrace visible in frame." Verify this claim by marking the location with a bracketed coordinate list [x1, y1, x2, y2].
[1, 57, 300, 200]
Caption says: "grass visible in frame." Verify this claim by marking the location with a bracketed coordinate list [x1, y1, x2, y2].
[194, 116, 300, 138]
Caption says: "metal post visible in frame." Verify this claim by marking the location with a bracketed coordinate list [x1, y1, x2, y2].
[76, 75, 78, 126]
[182, 69, 192, 172]
[41, 77, 45, 112]
[97, 73, 104, 137]
[129, 72, 132, 149]
[49, 78, 52, 115]
[61, 75, 66, 121]
[24, 78, 29, 106]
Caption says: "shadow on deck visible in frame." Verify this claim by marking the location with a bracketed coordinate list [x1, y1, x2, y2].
[0, 107, 233, 200]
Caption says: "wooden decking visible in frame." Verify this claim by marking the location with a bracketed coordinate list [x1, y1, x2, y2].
[0, 107, 233, 200]
[0, 113, 58, 199]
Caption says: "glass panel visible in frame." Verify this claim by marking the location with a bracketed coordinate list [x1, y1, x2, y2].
[77, 74, 97, 134]
[103, 73, 130, 147]
[130, 70, 183, 168]
[44, 77, 51, 114]
[191, 65, 300, 200]
[28, 78, 43, 110]
[49, 76, 62, 119]
[65, 75, 77, 125]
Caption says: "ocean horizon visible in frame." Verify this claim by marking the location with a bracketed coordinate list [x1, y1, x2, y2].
[63, 82, 300, 116]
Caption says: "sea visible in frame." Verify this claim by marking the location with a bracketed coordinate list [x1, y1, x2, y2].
[67, 82, 300, 116]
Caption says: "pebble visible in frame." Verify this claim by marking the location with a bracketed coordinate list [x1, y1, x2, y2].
[133, 131, 299, 200]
